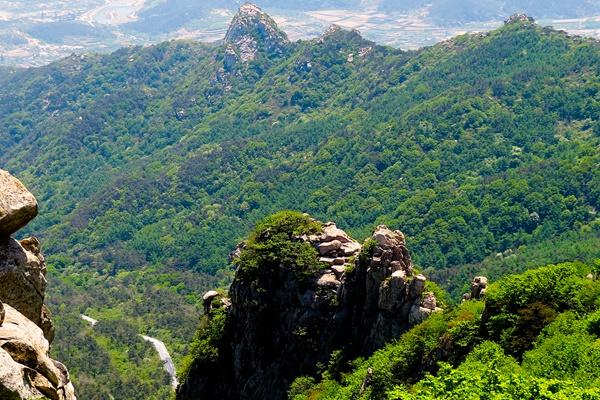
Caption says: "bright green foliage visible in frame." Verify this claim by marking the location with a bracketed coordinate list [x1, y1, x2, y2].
[522, 312, 600, 388]
[483, 262, 598, 357]
[294, 300, 485, 399]
[396, 342, 600, 400]
[296, 262, 600, 400]
[2, 17, 600, 397]
[237, 211, 324, 276]
[180, 307, 227, 379]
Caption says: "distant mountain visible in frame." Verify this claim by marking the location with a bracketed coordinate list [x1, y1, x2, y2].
[1, 3, 600, 398]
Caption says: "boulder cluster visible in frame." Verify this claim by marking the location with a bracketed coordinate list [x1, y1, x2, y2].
[0, 169, 77, 400]
[179, 221, 443, 400]
[463, 276, 488, 301]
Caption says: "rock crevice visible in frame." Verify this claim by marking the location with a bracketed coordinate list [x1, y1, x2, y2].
[0, 169, 76, 400]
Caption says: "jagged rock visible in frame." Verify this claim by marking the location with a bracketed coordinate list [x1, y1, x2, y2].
[0, 236, 53, 340]
[223, 45, 238, 71]
[223, 2, 289, 66]
[179, 219, 441, 400]
[316, 272, 341, 289]
[505, 13, 535, 25]
[0, 170, 75, 399]
[470, 276, 488, 300]
[0, 170, 38, 238]
[0, 304, 76, 400]
[229, 241, 246, 263]
[409, 274, 427, 297]
[421, 292, 437, 310]
[202, 291, 221, 314]
[318, 240, 342, 255]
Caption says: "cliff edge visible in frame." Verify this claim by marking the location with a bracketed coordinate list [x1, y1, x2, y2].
[177, 211, 442, 400]
[0, 169, 77, 400]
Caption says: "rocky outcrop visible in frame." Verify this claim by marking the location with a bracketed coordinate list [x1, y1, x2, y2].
[0, 304, 76, 400]
[0, 169, 76, 400]
[178, 218, 441, 400]
[223, 2, 289, 67]
[504, 13, 535, 25]
[462, 276, 488, 301]
[0, 236, 53, 341]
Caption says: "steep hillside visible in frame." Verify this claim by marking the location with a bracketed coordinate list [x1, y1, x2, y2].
[293, 261, 600, 399]
[1, 3, 600, 397]
[178, 211, 600, 399]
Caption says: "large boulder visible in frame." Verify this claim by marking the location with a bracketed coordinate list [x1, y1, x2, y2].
[0, 304, 76, 400]
[0, 170, 37, 238]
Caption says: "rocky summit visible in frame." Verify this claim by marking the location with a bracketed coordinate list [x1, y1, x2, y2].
[178, 212, 442, 400]
[223, 2, 290, 69]
[0, 169, 76, 400]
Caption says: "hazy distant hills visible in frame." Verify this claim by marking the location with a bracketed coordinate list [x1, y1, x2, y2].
[379, 0, 600, 22]
[1, 0, 600, 67]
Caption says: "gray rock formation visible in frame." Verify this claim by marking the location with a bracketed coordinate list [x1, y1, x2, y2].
[224, 3, 289, 65]
[0, 236, 54, 341]
[463, 276, 488, 301]
[0, 304, 76, 400]
[178, 220, 441, 400]
[505, 13, 535, 25]
[0, 169, 76, 400]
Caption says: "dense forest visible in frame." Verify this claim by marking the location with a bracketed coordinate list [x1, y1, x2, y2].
[291, 260, 600, 399]
[1, 6, 600, 397]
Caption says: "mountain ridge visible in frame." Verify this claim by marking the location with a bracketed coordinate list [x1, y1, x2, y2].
[0, 4, 599, 397]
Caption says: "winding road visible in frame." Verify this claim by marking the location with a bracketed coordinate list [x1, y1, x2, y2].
[80, 315, 179, 389]
[141, 335, 179, 388]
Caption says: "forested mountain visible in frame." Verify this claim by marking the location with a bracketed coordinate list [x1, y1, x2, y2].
[1, 3, 600, 398]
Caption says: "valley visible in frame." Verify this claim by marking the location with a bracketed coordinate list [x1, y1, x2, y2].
[0, 1, 600, 399]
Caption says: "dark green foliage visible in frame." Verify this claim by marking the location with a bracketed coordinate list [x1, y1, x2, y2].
[180, 307, 227, 379]
[237, 211, 324, 276]
[482, 262, 597, 357]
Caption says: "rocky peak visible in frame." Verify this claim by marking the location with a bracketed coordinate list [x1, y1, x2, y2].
[223, 2, 289, 68]
[178, 213, 442, 400]
[504, 13, 535, 25]
[0, 169, 77, 400]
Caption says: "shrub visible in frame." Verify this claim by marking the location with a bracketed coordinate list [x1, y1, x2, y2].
[237, 211, 324, 276]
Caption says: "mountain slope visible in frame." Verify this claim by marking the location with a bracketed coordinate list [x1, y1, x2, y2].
[1, 4, 600, 398]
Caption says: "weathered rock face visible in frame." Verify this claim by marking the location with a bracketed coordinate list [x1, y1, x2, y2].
[0, 236, 53, 341]
[0, 169, 76, 400]
[462, 276, 488, 301]
[504, 13, 535, 25]
[0, 304, 76, 400]
[224, 3, 289, 66]
[178, 221, 441, 400]
[0, 169, 37, 238]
